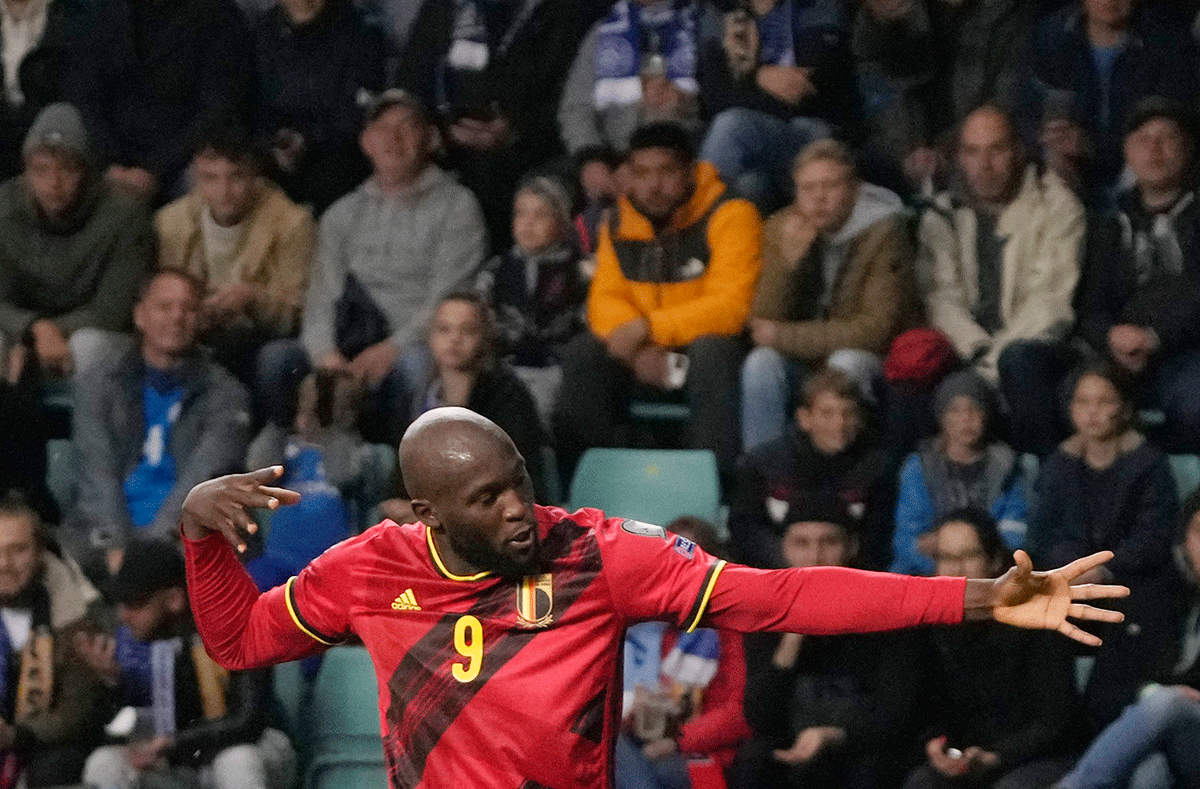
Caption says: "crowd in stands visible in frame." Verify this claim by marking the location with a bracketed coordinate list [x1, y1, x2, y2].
[0, 0, 1199, 785]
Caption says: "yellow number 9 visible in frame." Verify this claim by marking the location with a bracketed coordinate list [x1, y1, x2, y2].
[452, 615, 483, 683]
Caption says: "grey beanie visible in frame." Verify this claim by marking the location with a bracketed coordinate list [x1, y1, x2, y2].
[23, 103, 89, 161]
[516, 175, 574, 233]
[934, 369, 996, 421]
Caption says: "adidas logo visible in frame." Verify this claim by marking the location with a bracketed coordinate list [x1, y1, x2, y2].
[391, 589, 421, 611]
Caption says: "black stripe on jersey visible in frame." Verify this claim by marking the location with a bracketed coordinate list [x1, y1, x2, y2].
[683, 560, 722, 632]
[286, 577, 344, 646]
[383, 517, 601, 789]
[570, 687, 606, 744]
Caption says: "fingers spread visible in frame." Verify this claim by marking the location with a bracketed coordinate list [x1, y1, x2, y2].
[250, 466, 286, 484]
[1069, 583, 1130, 600]
[1056, 551, 1116, 581]
[257, 485, 302, 506]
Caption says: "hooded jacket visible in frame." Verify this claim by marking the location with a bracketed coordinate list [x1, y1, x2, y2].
[753, 181, 913, 358]
[587, 160, 761, 347]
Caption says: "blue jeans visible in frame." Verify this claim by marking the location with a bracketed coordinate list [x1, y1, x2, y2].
[700, 108, 831, 215]
[256, 338, 429, 446]
[1058, 685, 1200, 789]
[740, 346, 882, 451]
[615, 732, 691, 789]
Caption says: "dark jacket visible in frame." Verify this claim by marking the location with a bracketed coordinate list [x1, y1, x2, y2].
[915, 622, 1077, 772]
[729, 423, 887, 569]
[477, 244, 586, 367]
[1077, 188, 1200, 357]
[70, 347, 251, 548]
[1018, 5, 1200, 196]
[0, 174, 153, 339]
[698, 0, 856, 132]
[1031, 432, 1177, 583]
[66, 0, 254, 188]
[0, 0, 90, 179]
[252, 0, 385, 213]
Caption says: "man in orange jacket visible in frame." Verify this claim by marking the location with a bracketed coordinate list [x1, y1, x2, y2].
[554, 123, 762, 487]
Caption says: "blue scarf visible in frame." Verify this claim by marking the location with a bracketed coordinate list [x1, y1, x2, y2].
[592, 0, 697, 110]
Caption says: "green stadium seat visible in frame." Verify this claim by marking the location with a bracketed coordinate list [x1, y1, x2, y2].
[272, 660, 307, 741]
[568, 448, 720, 526]
[1169, 454, 1200, 501]
[306, 754, 387, 789]
[307, 646, 381, 752]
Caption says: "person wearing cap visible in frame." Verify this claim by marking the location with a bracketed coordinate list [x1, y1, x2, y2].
[0, 492, 110, 788]
[250, 0, 385, 214]
[68, 269, 250, 579]
[553, 121, 761, 488]
[890, 369, 1029, 576]
[1076, 96, 1200, 450]
[475, 173, 587, 419]
[740, 496, 924, 789]
[0, 101, 153, 380]
[79, 539, 293, 789]
[256, 88, 487, 447]
[155, 127, 315, 388]
[919, 104, 1084, 456]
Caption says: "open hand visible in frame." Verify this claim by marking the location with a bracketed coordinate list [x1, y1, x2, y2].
[987, 550, 1128, 646]
[773, 726, 845, 765]
[181, 467, 300, 553]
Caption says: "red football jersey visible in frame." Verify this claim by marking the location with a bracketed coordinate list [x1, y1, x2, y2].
[184, 505, 966, 789]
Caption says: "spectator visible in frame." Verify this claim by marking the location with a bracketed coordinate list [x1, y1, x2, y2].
[617, 516, 751, 789]
[553, 122, 760, 486]
[740, 497, 922, 789]
[1018, 0, 1200, 203]
[852, 0, 1038, 193]
[729, 367, 886, 569]
[156, 129, 315, 388]
[80, 539, 294, 789]
[0, 103, 153, 380]
[69, 269, 251, 578]
[574, 146, 620, 256]
[476, 174, 587, 419]
[0, 373, 57, 524]
[257, 89, 487, 447]
[251, 0, 386, 214]
[0, 493, 109, 788]
[67, 0, 254, 202]
[1030, 363, 1177, 588]
[0, 0, 89, 180]
[919, 105, 1084, 455]
[742, 138, 911, 451]
[902, 508, 1076, 789]
[890, 370, 1028, 576]
[1052, 488, 1200, 789]
[698, 0, 856, 214]
[399, 0, 608, 251]
[559, 0, 703, 159]
[1077, 96, 1200, 451]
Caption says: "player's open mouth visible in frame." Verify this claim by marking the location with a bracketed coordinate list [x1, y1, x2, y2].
[508, 528, 535, 548]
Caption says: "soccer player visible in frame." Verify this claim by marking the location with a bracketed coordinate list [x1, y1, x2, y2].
[181, 407, 1127, 789]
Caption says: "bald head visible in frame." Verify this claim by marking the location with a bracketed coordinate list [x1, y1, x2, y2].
[399, 408, 516, 502]
[957, 105, 1023, 208]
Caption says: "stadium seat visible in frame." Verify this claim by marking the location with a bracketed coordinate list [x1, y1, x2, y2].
[273, 660, 307, 741]
[1170, 454, 1200, 501]
[568, 448, 721, 526]
[307, 646, 382, 751]
[306, 755, 387, 789]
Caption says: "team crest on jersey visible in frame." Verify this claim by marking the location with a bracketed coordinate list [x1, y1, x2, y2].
[516, 573, 554, 627]
[620, 519, 666, 539]
[672, 535, 696, 559]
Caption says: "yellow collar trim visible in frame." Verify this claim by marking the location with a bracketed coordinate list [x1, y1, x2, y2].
[425, 527, 492, 582]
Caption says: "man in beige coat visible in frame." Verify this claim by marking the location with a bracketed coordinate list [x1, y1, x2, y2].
[742, 138, 917, 450]
[156, 128, 314, 385]
[919, 105, 1085, 455]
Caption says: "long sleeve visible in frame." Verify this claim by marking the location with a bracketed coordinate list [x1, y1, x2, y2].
[249, 200, 315, 337]
[71, 366, 137, 546]
[299, 200, 352, 360]
[1107, 456, 1177, 579]
[184, 531, 331, 670]
[558, 25, 604, 155]
[586, 228, 644, 339]
[919, 206, 992, 359]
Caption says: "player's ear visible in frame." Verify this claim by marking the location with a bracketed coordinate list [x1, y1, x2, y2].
[411, 499, 439, 530]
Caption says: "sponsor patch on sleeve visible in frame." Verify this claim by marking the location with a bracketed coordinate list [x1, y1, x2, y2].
[620, 519, 667, 539]
[671, 535, 697, 559]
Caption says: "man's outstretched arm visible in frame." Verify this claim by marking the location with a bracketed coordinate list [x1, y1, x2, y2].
[181, 468, 329, 670]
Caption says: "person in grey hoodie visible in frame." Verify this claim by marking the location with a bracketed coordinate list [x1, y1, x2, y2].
[742, 137, 916, 450]
[257, 89, 487, 446]
[0, 102, 153, 379]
